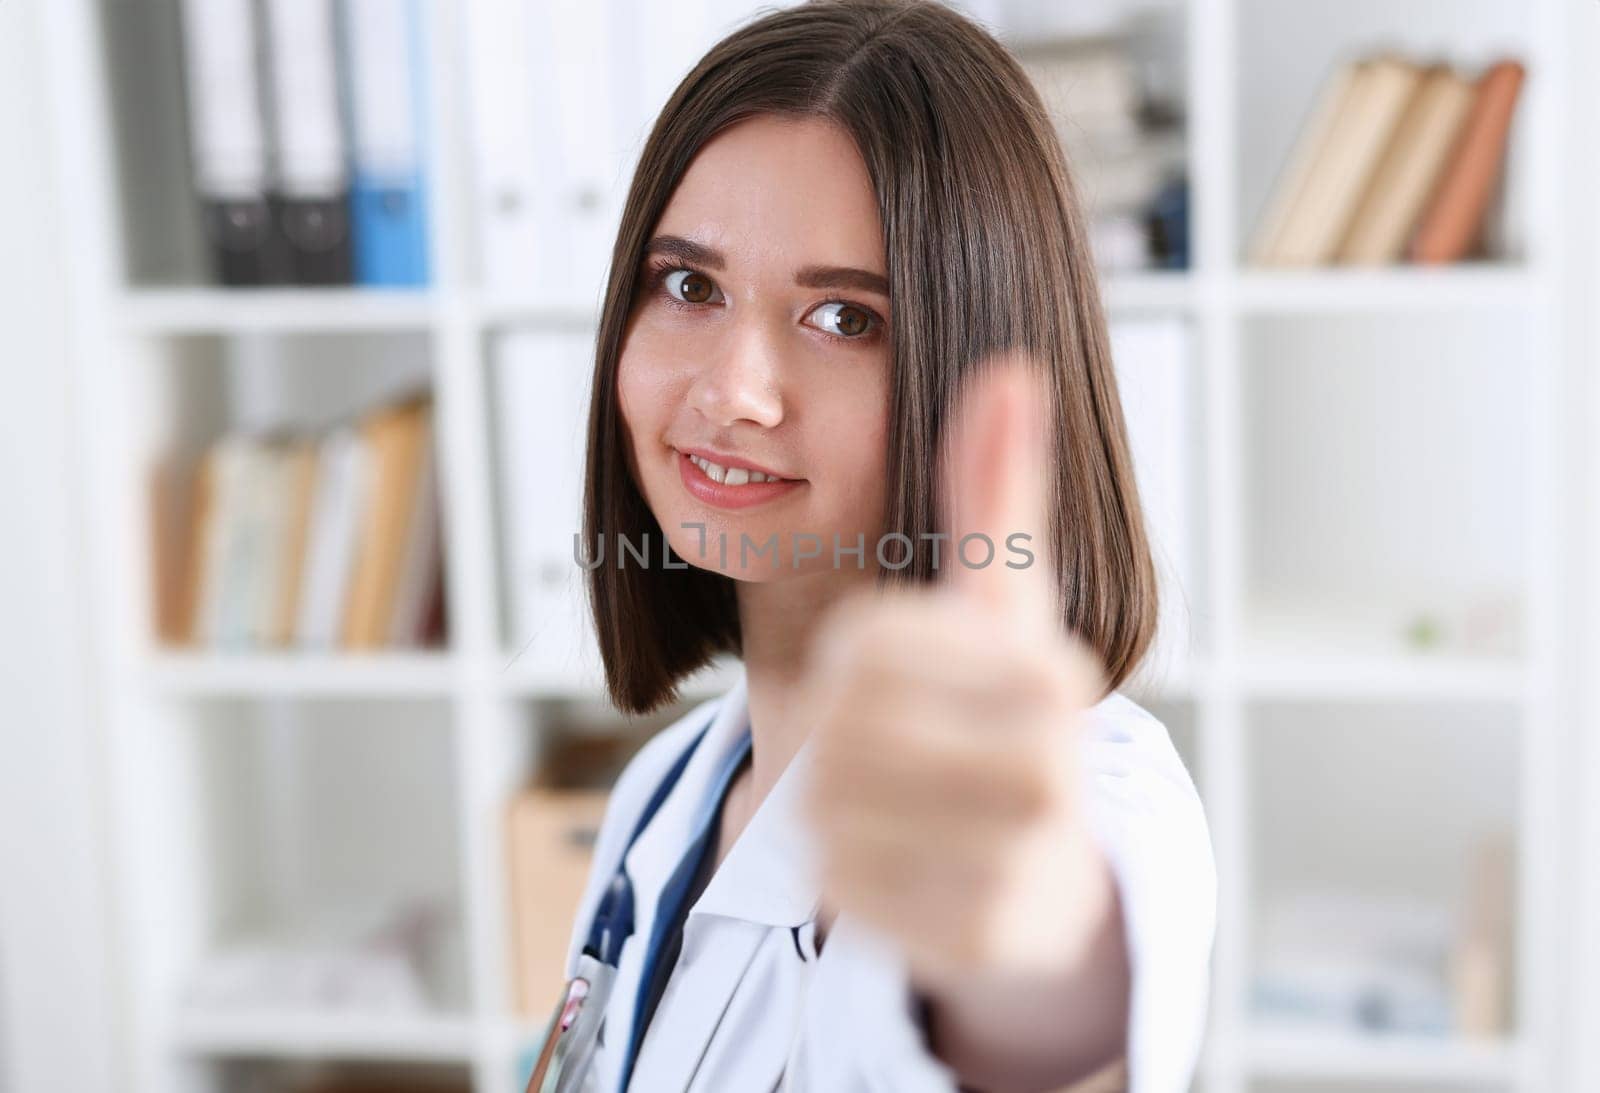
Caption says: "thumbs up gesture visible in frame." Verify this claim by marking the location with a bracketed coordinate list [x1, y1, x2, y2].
[802, 356, 1113, 989]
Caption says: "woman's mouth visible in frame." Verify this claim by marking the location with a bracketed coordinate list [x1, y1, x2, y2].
[675, 447, 804, 510]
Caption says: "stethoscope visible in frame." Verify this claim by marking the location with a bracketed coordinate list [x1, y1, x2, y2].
[524, 718, 721, 1093]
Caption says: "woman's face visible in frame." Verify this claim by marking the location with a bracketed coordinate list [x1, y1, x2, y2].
[617, 115, 892, 581]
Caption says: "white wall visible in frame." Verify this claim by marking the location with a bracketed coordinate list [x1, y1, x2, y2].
[0, 2, 119, 1091]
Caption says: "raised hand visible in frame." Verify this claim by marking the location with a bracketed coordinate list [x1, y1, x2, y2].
[802, 354, 1111, 987]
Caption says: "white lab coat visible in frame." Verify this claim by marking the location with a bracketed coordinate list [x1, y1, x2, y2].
[560, 667, 1216, 1092]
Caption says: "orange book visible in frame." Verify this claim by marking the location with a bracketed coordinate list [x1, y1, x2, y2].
[179, 445, 222, 645]
[341, 396, 431, 648]
[1409, 59, 1526, 264]
[148, 454, 198, 645]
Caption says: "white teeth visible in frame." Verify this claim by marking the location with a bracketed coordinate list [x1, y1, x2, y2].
[686, 452, 783, 485]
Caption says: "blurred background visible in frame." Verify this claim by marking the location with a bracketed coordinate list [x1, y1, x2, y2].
[2, 0, 1598, 1091]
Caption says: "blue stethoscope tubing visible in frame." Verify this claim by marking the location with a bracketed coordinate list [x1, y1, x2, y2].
[526, 720, 711, 1093]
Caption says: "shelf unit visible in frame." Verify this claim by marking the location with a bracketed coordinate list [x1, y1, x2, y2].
[40, 0, 1584, 1091]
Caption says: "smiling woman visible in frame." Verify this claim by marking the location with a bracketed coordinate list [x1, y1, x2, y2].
[586, 0, 1157, 719]
[538, 3, 1216, 1092]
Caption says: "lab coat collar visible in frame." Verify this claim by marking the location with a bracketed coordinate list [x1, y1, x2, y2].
[689, 668, 823, 930]
[620, 670, 755, 903]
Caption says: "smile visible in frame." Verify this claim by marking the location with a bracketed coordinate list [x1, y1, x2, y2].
[675, 448, 804, 510]
[684, 452, 788, 485]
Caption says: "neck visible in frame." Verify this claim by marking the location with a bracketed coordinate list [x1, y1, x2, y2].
[734, 566, 876, 803]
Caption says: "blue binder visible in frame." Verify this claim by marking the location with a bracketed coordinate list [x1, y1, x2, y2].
[341, 0, 431, 286]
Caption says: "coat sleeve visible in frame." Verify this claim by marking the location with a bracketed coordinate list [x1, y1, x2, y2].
[786, 694, 1216, 1093]
[1080, 694, 1217, 1093]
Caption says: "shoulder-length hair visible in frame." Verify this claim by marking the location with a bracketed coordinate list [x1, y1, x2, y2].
[584, 0, 1158, 714]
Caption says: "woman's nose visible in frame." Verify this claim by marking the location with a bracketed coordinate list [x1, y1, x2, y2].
[686, 317, 786, 429]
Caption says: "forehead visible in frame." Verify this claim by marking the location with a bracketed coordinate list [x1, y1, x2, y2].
[652, 114, 885, 272]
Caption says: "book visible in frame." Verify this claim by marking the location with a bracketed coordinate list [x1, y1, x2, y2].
[149, 453, 201, 646]
[179, 449, 221, 645]
[1247, 60, 1362, 266]
[386, 415, 443, 647]
[341, 396, 431, 648]
[270, 436, 321, 645]
[341, 0, 431, 286]
[262, 0, 354, 284]
[193, 436, 258, 647]
[296, 426, 371, 648]
[1335, 64, 1475, 265]
[1271, 56, 1424, 266]
[245, 440, 302, 647]
[177, 0, 283, 284]
[1409, 59, 1526, 264]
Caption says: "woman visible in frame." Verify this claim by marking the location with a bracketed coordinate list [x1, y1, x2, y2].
[536, 2, 1216, 1090]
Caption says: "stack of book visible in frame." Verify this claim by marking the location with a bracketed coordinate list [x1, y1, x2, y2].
[150, 392, 446, 651]
[177, 0, 430, 286]
[1019, 28, 1189, 272]
[1249, 54, 1526, 267]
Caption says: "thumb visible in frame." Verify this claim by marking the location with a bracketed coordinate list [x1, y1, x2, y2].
[942, 353, 1057, 625]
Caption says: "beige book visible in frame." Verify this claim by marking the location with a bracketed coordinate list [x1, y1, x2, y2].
[1336, 64, 1475, 264]
[342, 396, 431, 648]
[268, 436, 320, 646]
[1273, 56, 1423, 266]
[245, 442, 298, 647]
[1248, 60, 1363, 265]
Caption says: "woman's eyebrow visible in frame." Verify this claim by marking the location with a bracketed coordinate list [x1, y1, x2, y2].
[643, 235, 890, 298]
[795, 265, 890, 297]
[644, 235, 725, 269]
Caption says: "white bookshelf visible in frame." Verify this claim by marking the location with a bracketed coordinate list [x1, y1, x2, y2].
[40, 0, 1587, 1091]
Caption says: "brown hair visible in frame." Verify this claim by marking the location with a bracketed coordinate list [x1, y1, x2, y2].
[584, 0, 1157, 714]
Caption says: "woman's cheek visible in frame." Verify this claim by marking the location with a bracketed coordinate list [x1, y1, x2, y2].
[822, 381, 893, 537]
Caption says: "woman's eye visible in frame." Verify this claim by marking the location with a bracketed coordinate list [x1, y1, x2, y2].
[664, 268, 720, 304]
[806, 301, 876, 339]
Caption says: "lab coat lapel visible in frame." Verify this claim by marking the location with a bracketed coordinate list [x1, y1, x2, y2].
[627, 681, 822, 1088]
[627, 917, 768, 1089]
